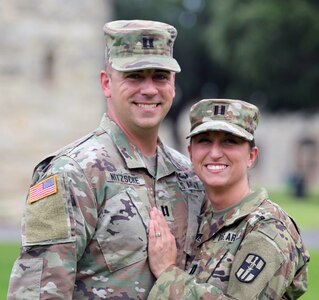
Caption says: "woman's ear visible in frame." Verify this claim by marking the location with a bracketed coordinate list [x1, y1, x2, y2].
[248, 146, 259, 168]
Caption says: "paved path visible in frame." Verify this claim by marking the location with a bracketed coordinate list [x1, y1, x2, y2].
[0, 225, 21, 242]
[300, 229, 319, 250]
[1, 225, 319, 249]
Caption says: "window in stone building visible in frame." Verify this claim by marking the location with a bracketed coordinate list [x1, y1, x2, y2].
[43, 49, 55, 83]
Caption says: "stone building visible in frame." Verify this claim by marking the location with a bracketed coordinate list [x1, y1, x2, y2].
[0, 0, 111, 226]
[1, 1, 318, 229]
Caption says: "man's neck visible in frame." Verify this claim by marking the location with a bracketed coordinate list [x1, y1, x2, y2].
[117, 123, 159, 156]
[130, 133, 158, 156]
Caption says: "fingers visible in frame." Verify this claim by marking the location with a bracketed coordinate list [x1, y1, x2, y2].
[150, 207, 168, 228]
[148, 207, 178, 278]
[149, 207, 175, 246]
[148, 215, 163, 247]
[149, 218, 156, 240]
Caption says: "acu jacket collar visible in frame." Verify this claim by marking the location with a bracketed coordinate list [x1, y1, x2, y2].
[99, 114, 176, 178]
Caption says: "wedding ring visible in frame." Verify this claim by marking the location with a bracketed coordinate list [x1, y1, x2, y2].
[155, 232, 161, 238]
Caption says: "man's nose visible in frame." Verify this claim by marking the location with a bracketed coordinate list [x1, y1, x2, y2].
[140, 78, 158, 96]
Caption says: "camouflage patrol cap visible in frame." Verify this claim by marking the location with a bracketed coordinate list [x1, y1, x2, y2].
[187, 99, 260, 141]
[103, 19, 181, 72]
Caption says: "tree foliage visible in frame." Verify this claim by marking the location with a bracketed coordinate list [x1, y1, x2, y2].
[113, 0, 319, 116]
[204, 0, 319, 112]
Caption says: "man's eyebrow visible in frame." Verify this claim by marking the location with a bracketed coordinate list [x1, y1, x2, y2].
[123, 69, 171, 75]
[154, 69, 170, 73]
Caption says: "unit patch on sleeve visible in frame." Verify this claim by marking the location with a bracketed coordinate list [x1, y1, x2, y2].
[29, 175, 58, 203]
[235, 254, 265, 283]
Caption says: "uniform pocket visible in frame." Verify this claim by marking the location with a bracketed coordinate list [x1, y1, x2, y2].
[95, 188, 148, 272]
[193, 241, 233, 289]
[7, 258, 43, 300]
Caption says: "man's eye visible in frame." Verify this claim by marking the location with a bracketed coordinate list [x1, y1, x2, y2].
[126, 73, 142, 79]
[196, 137, 211, 143]
[154, 73, 170, 80]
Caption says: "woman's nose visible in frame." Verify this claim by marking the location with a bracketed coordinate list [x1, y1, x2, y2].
[209, 142, 223, 158]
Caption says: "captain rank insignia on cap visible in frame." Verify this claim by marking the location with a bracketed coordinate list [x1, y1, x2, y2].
[142, 37, 154, 48]
[213, 104, 227, 116]
[29, 175, 58, 204]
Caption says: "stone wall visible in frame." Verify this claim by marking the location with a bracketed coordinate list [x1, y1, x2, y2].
[1, 1, 318, 227]
[0, 0, 111, 225]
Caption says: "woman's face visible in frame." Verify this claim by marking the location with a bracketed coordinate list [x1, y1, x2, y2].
[188, 131, 258, 193]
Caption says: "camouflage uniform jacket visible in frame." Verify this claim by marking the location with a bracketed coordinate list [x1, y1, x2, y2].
[148, 188, 310, 300]
[8, 114, 204, 300]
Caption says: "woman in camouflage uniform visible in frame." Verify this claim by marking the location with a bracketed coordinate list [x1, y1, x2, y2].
[147, 99, 309, 299]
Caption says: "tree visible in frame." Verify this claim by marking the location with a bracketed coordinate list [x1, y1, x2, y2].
[113, 0, 319, 114]
[204, 0, 319, 112]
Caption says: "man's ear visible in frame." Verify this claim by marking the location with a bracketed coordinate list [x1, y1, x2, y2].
[100, 70, 111, 98]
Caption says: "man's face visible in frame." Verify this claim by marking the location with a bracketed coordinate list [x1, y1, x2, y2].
[100, 68, 175, 136]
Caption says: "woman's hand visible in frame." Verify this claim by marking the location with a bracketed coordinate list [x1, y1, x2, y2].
[148, 207, 177, 278]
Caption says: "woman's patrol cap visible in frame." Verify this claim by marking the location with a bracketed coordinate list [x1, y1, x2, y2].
[187, 99, 260, 141]
[103, 19, 181, 72]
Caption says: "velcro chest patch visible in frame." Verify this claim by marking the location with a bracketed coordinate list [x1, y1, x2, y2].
[25, 175, 71, 245]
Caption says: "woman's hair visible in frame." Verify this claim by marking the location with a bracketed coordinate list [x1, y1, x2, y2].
[249, 139, 256, 149]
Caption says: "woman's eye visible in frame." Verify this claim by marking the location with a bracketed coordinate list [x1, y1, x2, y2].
[224, 138, 238, 144]
[227, 139, 236, 143]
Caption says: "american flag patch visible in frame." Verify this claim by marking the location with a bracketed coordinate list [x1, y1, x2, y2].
[29, 175, 58, 204]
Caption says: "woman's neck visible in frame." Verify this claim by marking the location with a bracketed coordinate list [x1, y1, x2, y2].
[205, 180, 251, 211]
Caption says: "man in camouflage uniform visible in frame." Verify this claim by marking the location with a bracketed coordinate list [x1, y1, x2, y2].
[147, 99, 310, 299]
[7, 20, 204, 299]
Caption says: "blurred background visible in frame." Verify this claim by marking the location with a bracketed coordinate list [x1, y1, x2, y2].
[0, 0, 318, 298]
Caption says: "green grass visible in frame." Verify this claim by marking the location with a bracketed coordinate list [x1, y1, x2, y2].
[305, 250, 319, 300]
[268, 190, 319, 229]
[0, 243, 19, 299]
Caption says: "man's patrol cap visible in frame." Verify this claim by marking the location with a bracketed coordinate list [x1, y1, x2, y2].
[187, 99, 260, 141]
[103, 19, 181, 72]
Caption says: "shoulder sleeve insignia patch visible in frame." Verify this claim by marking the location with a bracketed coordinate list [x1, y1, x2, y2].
[29, 175, 58, 204]
[235, 253, 266, 283]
